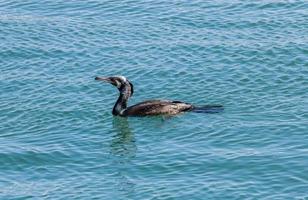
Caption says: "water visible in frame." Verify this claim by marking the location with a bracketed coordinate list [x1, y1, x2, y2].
[1, 0, 308, 199]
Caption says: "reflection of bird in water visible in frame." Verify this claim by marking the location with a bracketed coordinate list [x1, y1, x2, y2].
[95, 76, 223, 117]
[110, 117, 136, 159]
[110, 117, 136, 196]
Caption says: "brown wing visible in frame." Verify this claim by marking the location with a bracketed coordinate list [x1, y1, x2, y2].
[123, 100, 193, 116]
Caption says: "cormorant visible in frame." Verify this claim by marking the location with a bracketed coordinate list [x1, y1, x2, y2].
[95, 75, 223, 117]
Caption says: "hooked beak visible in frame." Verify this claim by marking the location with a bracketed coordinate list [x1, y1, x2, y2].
[95, 76, 118, 87]
[95, 76, 112, 83]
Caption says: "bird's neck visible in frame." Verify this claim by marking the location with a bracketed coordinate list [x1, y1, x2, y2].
[112, 87, 130, 116]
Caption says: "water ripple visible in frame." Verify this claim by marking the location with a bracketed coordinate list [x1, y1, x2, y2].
[1, 0, 308, 199]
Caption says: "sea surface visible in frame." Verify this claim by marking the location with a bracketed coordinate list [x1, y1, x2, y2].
[1, 0, 308, 199]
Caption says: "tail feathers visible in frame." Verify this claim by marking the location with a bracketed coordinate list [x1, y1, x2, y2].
[192, 105, 224, 114]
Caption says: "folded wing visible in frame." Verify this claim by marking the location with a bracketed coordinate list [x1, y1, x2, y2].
[123, 100, 193, 116]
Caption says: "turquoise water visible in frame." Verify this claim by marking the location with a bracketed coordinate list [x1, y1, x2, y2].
[1, 0, 308, 199]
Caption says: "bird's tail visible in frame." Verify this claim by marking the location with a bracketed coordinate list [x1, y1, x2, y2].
[191, 105, 224, 114]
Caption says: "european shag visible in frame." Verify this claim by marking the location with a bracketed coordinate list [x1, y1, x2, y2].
[95, 76, 223, 117]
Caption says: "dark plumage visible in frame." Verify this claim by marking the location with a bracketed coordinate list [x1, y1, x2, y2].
[95, 76, 223, 117]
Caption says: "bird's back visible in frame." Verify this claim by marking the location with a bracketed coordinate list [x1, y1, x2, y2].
[122, 100, 193, 116]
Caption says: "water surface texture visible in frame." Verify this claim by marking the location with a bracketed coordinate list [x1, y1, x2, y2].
[1, 0, 308, 199]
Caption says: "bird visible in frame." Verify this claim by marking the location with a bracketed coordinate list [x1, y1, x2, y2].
[95, 75, 223, 117]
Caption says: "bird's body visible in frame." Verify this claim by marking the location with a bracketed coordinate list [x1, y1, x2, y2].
[122, 100, 193, 116]
[95, 76, 222, 117]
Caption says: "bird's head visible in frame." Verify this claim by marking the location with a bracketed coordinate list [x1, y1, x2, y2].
[95, 75, 134, 97]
